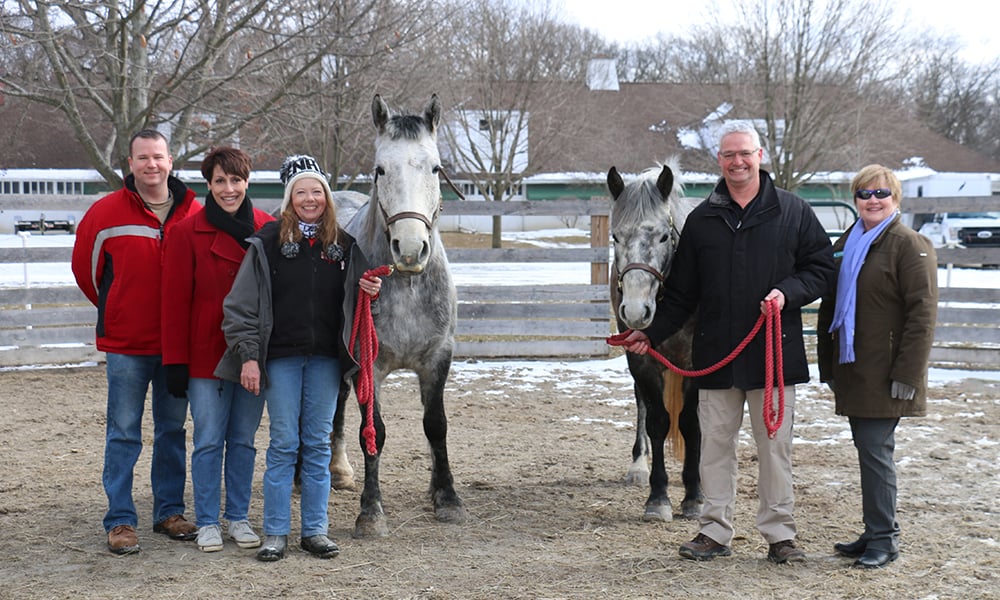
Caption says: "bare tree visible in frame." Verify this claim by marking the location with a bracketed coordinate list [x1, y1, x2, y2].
[249, 0, 440, 184]
[905, 37, 1000, 162]
[616, 0, 910, 189]
[435, 0, 601, 247]
[0, 0, 425, 186]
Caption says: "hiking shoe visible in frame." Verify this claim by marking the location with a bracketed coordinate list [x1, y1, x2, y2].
[197, 524, 224, 552]
[679, 533, 732, 561]
[153, 514, 197, 540]
[768, 539, 806, 564]
[228, 520, 261, 549]
[107, 524, 140, 555]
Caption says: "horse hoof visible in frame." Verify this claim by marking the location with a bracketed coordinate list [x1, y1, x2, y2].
[353, 514, 389, 538]
[642, 504, 673, 522]
[625, 458, 649, 487]
[679, 499, 703, 520]
[330, 474, 355, 491]
[625, 470, 649, 487]
[435, 504, 468, 525]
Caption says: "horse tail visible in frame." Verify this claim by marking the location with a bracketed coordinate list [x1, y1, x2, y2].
[662, 370, 685, 461]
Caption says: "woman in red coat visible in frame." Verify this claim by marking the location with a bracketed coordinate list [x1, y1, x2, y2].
[161, 147, 274, 553]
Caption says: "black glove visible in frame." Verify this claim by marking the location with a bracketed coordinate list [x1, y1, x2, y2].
[166, 364, 189, 398]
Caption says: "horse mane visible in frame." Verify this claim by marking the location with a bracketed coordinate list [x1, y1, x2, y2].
[385, 114, 428, 141]
[613, 159, 686, 226]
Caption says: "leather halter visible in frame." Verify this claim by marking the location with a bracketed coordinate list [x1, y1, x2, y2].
[373, 166, 465, 233]
[615, 214, 681, 298]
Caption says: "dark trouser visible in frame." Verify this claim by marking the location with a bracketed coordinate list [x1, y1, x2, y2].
[849, 416, 901, 553]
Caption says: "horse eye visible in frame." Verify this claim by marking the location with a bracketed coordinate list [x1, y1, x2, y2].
[611, 234, 619, 244]
[432, 165, 441, 174]
[375, 166, 385, 176]
[659, 233, 669, 243]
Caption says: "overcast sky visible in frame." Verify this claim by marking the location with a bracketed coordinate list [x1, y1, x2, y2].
[560, 0, 999, 63]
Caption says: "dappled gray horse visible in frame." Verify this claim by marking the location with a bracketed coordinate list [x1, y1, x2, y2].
[608, 164, 703, 521]
[330, 94, 465, 537]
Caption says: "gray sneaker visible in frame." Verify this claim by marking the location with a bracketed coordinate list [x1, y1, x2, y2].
[228, 520, 261, 549]
[197, 524, 223, 552]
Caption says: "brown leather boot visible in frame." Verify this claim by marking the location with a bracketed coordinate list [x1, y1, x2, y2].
[108, 524, 140, 555]
[153, 514, 197, 541]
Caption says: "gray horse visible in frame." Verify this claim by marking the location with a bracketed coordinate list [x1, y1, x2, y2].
[608, 164, 703, 521]
[331, 94, 466, 537]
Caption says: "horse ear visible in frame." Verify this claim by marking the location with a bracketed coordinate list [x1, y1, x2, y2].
[607, 166, 624, 200]
[656, 164, 674, 200]
[372, 94, 390, 134]
[424, 94, 441, 133]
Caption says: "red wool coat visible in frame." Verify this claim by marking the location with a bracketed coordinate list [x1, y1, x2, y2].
[161, 207, 274, 378]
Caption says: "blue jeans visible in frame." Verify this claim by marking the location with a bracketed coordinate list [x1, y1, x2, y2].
[188, 377, 265, 528]
[262, 355, 340, 537]
[103, 353, 189, 532]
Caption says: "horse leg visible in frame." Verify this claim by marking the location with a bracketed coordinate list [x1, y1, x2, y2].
[329, 377, 355, 490]
[677, 380, 703, 520]
[630, 358, 671, 521]
[625, 356, 651, 486]
[420, 355, 466, 524]
[644, 400, 672, 521]
[353, 381, 388, 538]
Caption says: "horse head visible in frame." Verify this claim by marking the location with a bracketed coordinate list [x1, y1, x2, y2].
[608, 164, 684, 330]
[371, 94, 443, 274]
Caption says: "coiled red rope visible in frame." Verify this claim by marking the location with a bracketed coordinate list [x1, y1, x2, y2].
[348, 264, 393, 455]
[606, 299, 785, 438]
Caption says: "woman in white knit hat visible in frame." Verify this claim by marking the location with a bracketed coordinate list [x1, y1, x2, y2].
[216, 155, 382, 562]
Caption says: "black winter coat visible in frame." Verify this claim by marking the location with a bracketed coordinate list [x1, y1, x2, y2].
[644, 171, 835, 390]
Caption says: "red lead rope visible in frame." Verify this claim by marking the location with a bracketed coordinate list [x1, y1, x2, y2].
[606, 298, 785, 438]
[348, 264, 393, 455]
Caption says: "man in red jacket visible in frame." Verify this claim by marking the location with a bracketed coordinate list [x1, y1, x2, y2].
[72, 129, 202, 554]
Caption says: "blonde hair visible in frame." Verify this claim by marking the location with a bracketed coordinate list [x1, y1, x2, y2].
[279, 178, 339, 247]
[851, 164, 902, 202]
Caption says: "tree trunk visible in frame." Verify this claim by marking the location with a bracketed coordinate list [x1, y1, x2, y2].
[491, 214, 502, 248]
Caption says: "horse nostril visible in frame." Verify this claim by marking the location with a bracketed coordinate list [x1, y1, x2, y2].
[643, 305, 652, 323]
[391, 239, 401, 256]
[419, 241, 430, 262]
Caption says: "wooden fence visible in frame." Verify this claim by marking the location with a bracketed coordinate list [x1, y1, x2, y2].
[902, 196, 1000, 369]
[0, 197, 613, 367]
[1, 194, 998, 369]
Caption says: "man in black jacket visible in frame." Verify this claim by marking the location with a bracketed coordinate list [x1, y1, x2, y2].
[620, 121, 834, 564]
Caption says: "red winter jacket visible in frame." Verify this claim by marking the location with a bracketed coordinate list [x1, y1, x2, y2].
[71, 174, 201, 355]
[160, 206, 274, 378]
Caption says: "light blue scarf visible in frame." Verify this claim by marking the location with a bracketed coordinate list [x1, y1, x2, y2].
[828, 211, 898, 363]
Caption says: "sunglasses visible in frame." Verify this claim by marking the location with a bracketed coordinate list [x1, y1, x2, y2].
[855, 188, 891, 200]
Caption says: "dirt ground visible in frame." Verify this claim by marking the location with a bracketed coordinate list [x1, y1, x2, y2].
[1, 360, 998, 600]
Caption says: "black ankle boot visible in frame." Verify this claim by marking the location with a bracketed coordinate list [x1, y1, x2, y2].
[256, 535, 287, 561]
[301, 534, 340, 559]
[834, 538, 867, 558]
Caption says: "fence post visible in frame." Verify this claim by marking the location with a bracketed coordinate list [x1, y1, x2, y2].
[590, 213, 609, 285]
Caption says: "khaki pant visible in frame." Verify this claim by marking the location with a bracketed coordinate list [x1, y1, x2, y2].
[696, 386, 797, 546]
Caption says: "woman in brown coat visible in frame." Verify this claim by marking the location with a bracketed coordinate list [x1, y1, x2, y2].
[817, 164, 938, 569]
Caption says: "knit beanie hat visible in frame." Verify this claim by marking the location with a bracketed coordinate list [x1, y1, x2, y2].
[279, 154, 334, 214]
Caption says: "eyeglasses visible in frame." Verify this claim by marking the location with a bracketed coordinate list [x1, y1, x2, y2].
[855, 188, 892, 200]
[719, 149, 759, 161]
